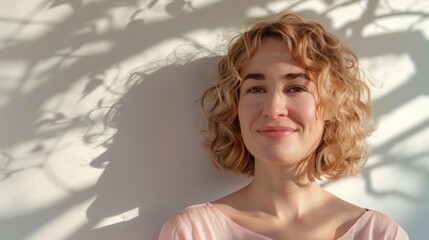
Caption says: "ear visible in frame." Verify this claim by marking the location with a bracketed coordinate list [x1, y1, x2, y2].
[322, 109, 332, 121]
[315, 104, 331, 121]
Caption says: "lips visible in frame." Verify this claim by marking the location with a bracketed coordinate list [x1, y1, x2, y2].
[257, 126, 297, 138]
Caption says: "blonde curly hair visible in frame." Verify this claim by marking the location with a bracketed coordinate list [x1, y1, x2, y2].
[200, 12, 375, 180]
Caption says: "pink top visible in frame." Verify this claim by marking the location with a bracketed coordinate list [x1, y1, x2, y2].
[159, 203, 408, 240]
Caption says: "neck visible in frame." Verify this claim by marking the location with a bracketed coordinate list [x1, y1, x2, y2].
[244, 160, 328, 222]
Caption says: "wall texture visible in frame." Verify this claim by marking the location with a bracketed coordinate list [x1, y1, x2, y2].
[1, 0, 428, 239]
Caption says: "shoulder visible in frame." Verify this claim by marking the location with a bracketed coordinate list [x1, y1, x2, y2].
[158, 203, 229, 240]
[341, 210, 409, 240]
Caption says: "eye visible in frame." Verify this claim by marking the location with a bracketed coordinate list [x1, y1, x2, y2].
[287, 86, 306, 93]
[247, 86, 266, 94]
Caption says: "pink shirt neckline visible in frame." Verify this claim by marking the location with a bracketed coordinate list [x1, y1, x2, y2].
[206, 202, 373, 239]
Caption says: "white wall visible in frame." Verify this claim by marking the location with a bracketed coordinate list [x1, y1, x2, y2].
[0, 0, 428, 239]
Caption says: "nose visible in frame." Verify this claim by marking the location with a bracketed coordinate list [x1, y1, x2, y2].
[262, 91, 288, 119]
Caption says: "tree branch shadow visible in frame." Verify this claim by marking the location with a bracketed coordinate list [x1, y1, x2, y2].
[1, 0, 428, 239]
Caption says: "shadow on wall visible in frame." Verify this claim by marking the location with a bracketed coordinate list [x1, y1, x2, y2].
[1, 0, 429, 239]
[338, 4, 429, 240]
[0, 1, 262, 239]
[0, 0, 265, 150]
[343, 0, 429, 234]
[297, 5, 429, 239]
[66, 57, 249, 240]
[74, 8, 429, 239]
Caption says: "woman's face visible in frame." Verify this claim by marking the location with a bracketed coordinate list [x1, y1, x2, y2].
[238, 38, 325, 167]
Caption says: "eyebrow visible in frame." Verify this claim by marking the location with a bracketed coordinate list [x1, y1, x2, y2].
[242, 72, 311, 81]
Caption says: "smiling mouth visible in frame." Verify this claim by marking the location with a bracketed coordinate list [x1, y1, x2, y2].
[257, 126, 297, 138]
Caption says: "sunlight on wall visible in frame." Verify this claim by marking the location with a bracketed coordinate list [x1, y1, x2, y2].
[1, 0, 428, 239]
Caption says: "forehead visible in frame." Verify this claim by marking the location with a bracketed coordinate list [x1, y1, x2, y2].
[240, 38, 305, 75]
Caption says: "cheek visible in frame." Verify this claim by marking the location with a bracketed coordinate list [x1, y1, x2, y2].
[301, 99, 325, 133]
[302, 101, 317, 119]
[288, 96, 316, 116]
[291, 96, 320, 124]
[238, 99, 261, 127]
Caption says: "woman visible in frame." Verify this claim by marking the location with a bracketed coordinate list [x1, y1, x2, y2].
[159, 12, 408, 240]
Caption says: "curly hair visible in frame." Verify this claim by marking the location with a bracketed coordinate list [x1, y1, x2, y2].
[200, 12, 375, 180]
